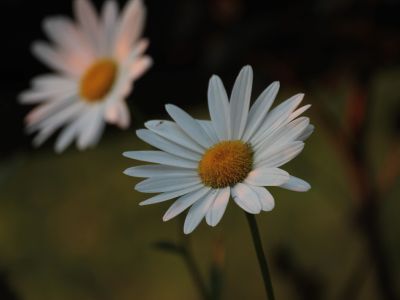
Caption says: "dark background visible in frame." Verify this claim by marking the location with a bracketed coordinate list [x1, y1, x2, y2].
[0, 0, 399, 299]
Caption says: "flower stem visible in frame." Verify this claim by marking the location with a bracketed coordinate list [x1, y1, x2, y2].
[245, 213, 275, 300]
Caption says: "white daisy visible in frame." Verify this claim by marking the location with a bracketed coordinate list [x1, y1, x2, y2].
[19, 0, 152, 152]
[124, 66, 314, 234]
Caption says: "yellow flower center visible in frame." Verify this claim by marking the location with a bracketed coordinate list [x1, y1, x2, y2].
[80, 58, 118, 102]
[198, 140, 253, 188]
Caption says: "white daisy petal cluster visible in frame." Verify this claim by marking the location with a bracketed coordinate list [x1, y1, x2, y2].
[19, 0, 152, 152]
[124, 66, 314, 234]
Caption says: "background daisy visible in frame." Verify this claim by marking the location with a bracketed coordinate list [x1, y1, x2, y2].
[124, 65, 313, 234]
[19, 0, 152, 152]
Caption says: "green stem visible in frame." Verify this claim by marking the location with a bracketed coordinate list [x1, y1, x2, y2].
[245, 213, 275, 300]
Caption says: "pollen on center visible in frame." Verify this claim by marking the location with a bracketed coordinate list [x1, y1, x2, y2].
[198, 140, 253, 188]
[80, 58, 118, 102]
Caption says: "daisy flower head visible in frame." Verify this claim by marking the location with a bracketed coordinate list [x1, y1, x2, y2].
[124, 66, 314, 234]
[19, 0, 152, 152]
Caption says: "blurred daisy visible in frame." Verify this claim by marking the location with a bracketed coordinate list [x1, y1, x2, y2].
[19, 0, 152, 152]
[124, 66, 314, 234]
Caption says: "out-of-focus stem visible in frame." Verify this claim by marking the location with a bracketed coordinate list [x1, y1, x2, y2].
[178, 217, 210, 300]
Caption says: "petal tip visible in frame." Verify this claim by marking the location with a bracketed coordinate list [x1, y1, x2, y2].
[243, 65, 252, 71]
[30, 41, 41, 54]
[54, 143, 65, 154]
[164, 104, 176, 114]
[135, 129, 144, 136]
[162, 214, 171, 222]
[122, 151, 131, 158]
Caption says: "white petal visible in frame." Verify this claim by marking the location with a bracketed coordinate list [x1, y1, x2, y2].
[124, 165, 197, 178]
[77, 106, 105, 150]
[288, 104, 311, 122]
[183, 189, 218, 234]
[256, 117, 309, 153]
[136, 129, 201, 161]
[242, 81, 279, 142]
[205, 187, 230, 226]
[54, 128, 79, 153]
[116, 101, 130, 129]
[245, 167, 289, 186]
[145, 120, 204, 154]
[115, 0, 146, 59]
[42, 17, 73, 47]
[19, 88, 76, 104]
[19, 90, 51, 104]
[280, 176, 311, 192]
[297, 124, 314, 141]
[165, 104, 212, 148]
[230, 65, 253, 139]
[25, 95, 77, 129]
[42, 17, 94, 65]
[163, 187, 211, 221]
[139, 184, 202, 205]
[124, 38, 149, 63]
[105, 101, 131, 129]
[31, 113, 82, 151]
[197, 121, 219, 144]
[255, 141, 304, 168]
[207, 75, 231, 140]
[104, 101, 119, 123]
[32, 74, 76, 90]
[273, 117, 309, 147]
[254, 117, 307, 155]
[248, 185, 275, 211]
[32, 102, 85, 149]
[123, 151, 198, 168]
[21, 75, 77, 103]
[101, 0, 119, 55]
[251, 93, 304, 146]
[31, 42, 81, 77]
[74, 0, 101, 51]
[32, 126, 58, 148]
[231, 183, 261, 214]
[135, 175, 200, 193]
[54, 113, 86, 153]
[130, 55, 152, 80]
[28, 101, 84, 134]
